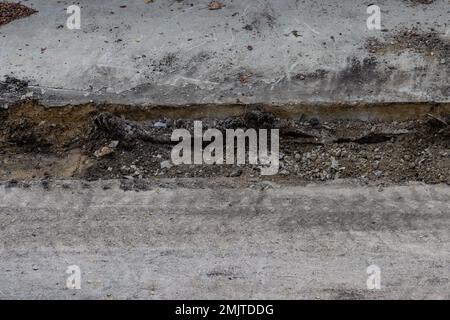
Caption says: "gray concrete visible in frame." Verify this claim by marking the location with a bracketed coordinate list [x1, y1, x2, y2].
[0, 179, 449, 299]
[0, 0, 449, 106]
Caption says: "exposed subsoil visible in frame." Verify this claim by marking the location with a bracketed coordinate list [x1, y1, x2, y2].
[0, 2, 36, 26]
[1, 101, 450, 187]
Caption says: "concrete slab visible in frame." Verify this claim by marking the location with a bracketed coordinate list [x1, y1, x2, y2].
[0, 180, 449, 299]
[0, 0, 449, 106]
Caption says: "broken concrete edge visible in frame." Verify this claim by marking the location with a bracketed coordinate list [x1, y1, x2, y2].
[1, 80, 449, 109]
[2, 98, 450, 122]
[1, 177, 446, 190]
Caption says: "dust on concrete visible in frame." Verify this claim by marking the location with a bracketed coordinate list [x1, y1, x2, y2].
[366, 28, 449, 61]
[294, 69, 329, 81]
[403, 0, 435, 6]
[240, 3, 277, 33]
[332, 56, 390, 97]
[0, 76, 30, 106]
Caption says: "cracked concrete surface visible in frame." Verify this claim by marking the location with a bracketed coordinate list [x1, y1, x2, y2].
[0, 0, 448, 106]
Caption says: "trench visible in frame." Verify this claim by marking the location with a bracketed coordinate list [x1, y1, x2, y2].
[1, 100, 450, 185]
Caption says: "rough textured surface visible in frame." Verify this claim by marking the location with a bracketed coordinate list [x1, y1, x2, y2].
[2, 103, 450, 184]
[1, 1, 449, 301]
[0, 0, 448, 106]
[0, 180, 449, 299]
[0, 2, 36, 27]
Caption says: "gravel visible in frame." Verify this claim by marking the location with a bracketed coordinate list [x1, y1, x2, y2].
[0, 2, 36, 27]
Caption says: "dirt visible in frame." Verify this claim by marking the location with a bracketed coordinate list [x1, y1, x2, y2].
[366, 28, 449, 60]
[0, 2, 36, 27]
[403, 0, 435, 5]
[294, 69, 329, 81]
[1, 101, 450, 186]
[240, 3, 276, 33]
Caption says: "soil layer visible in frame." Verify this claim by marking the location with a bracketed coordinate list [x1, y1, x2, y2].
[1, 101, 450, 186]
